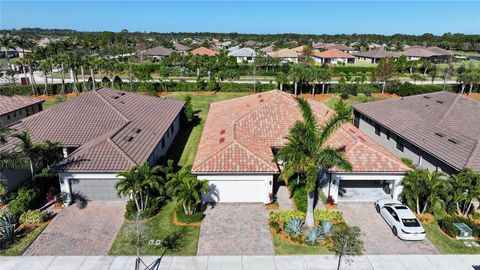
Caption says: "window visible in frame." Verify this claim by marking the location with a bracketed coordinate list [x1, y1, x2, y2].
[7, 114, 10, 120]
[170, 124, 174, 134]
[375, 123, 381, 136]
[396, 137, 404, 152]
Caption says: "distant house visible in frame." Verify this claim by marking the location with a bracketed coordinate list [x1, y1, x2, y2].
[191, 47, 218, 56]
[142, 45, 174, 60]
[313, 43, 356, 54]
[0, 48, 19, 59]
[172, 43, 191, 54]
[260, 45, 275, 53]
[292, 45, 307, 53]
[312, 49, 355, 64]
[267, 48, 299, 63]
[0, 95, 44, 126]
[227, 45, 241, 52]
[218, 41, 233, 49]
[243, 40, 257, 48]
[401, 46, 454, 62]
[353, 92, 480, 174]
[228, 47, 256, 63]
[354, 48, 401, 63]
[0, 88, 184, 199]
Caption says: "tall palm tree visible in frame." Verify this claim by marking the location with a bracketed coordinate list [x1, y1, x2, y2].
[38, 59, 51, 95]
[0, 35, 15, 67]
[275, 97, 353, 227]
[167, 166, 209, 215]
[12, 131, 38, 182]
[288, 64, 305, 96]
[275, 72, 288, 91]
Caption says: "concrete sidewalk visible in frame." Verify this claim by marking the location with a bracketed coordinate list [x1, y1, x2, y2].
[1, 255, 479, 270]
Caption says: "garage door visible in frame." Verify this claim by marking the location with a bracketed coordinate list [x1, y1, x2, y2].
[338, 180, 392, 202]
[205, 180, 266, 203]
[70, 179, 125, 201]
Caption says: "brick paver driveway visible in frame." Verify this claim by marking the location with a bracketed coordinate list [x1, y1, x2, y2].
[197, 203, 274, 255]
[24, 201, 125, 256]
[338, 202, 438, 255]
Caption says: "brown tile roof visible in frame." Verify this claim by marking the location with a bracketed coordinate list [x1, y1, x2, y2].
[313, 49, 355, 59]
[192, 90, 409, 174]
[191, 47, 217, 56]
[2, 88, 184, 173]
[353, 92, 480, 172]
[0, 95, 44, 116]
[173, 43, 191, 52]
[260, 45, 275, 53]
[353, 48, 401, 58]
[314, 43, 354, 51]
[143, 46, 174, 56]
[267, 48, 299, 58]
[401, 46, 454, 58]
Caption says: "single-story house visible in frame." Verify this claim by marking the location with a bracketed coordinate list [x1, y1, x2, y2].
[173, 43, 191, 54]
[191, 47, 218, 56]
[0, 88, 184, 200]
[354, 48, 401, 63]
[267, 48, 299, 63]
[313, 43, 357, 54]
[260, 45, 275, 53]
[192, 90, 409, 204]
[401, 46, 454, 62]
[142, 46, 174, 60]
[353, 91, 480, 174]
[228, 47, 256, 63]
[313, 49, 356, 64]
[0, 95, 44, 126]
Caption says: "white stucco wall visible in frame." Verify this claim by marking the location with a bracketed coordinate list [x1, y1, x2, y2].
[197, 174, 274, 204]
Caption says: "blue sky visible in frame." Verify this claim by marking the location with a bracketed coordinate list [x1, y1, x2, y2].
[1, 1, 479, 34]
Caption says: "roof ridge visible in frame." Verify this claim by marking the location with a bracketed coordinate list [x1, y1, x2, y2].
[93, 88, 130, 122]
[106, 138, 137, 166]
[235, 141, 278, 171]
[192, 141, 235, 171]
[437, 93, 461, 128]
[465, 139, 480, 168]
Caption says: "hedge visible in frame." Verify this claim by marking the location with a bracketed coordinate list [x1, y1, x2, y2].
[389, 82, 451, 97]
[175, 206, 205, 224]
[333, 66, 376, 75]
[437, 216, 480, 238]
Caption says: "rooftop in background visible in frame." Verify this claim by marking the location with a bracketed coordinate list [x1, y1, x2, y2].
[353, 92, 480, 172]
[172, 42, 191, 52]
[313, 48, 355, 59]
[267, 48, 299, 58]
[228, 47, 256, 57]
[192, 90, 409, 174]
[353, 48, 401, 58]
[191, 46, 218, 56]
[313, 43, 355, 52]
[260, 45, 275, 53]
[2, 88, 184, 173]
[142, 45, 174, 56]
[0, 95, 44, 116]
[402, 46, 454, 58]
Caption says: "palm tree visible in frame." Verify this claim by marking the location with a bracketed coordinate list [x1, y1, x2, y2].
[288, 64, 305, 96]
[167, 166, 209, 215]
[316, 67, 332, 95]
[0, 124, 12, 144]
[275, 97, 353, 228]
[115, 162, 165, 213]
[0, 35, 15, 67]
[448, 168, 480, 216]
[53, 54, 67, 94]
[275, 72, 288, 91]
[38, 59, 51, 95]
[12, 131, 38, 181]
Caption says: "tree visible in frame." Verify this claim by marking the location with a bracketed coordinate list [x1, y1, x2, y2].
[314, 66, 332, 95]
[167, 166, 209, 215]
[12, 131, 38, 182]
[447, 168, 480, 216]
[443, 58, 454, 90]
[38, 59, 51, 95]
[374, 57, 397, 94]
[275, 72, 288, 91]
[288, 64, 305, 95]
[328, 225, 364, 270]
[275, 98, 353, 228]
[0, 151, 26, 202]
[427, 65, 438, 84]
[0, 35, 15, 66]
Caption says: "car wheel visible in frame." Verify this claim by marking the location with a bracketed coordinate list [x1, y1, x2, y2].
[375, 205, 380, 213]
[392, 227, 398, 236]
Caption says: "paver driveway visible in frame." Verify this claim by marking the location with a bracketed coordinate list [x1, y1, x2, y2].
[24, 201, 125, 256]
[338, 203, 438, 255]
[197, 203, 274, 255]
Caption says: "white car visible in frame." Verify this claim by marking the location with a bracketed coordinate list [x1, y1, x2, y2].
[374, 199, 426, 241]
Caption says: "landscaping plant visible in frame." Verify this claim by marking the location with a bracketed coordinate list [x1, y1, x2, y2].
[283, 218, 305, 236]
[328, 225, 364, 270]
[167, 166, 209, 215]
[19, 210, 48, 225]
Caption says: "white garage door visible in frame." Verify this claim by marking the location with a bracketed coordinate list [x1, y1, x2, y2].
[205, 180, 266, 203]
[71, 179, 125, 201]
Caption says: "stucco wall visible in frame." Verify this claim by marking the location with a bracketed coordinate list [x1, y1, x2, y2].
[147, 114, 180, 166]
[1, 103, 43, 126]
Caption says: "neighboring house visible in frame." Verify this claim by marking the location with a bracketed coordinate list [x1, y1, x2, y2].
[312, 49, 356, 64]
[227, 45, 241, 52]
[267, 48, 299, 63]
[313, 43, 357, 53]
[172, 42, 191, 54]
[401, 46, 454, 62]
[0, 95, 44, 126]
[353, 92, 480, 174]
[0, 48, 20, 59]
[191, 47, 218, 56]
[243, 40, 257, 48]
[228, 47, 256, 63]
[142, 45, 174, 60]
[354, 48, 401, 63]
[1, 88, 184, 200]
[260, 45, 275, 53]
[192, 90, 409, 204]
[292, 45, 307, 53]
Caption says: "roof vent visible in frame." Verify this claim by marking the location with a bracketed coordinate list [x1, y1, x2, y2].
[448, 138, 458, 144]
[120, 92, 126, 96]
[357, 135, 366, 142]
[258, 95, 262, 98]
[114, 96, 120, 100]
[423, 96, 431, 99]
[136, 128, 142, 133]
[260, 99, 264, 103]
[220, 129, 225, 135]
[348, 128, 356, 134]
[435, 132, 444, 138]
[127, 136, 134, 142]
[219, 138, 225, 143]
[436, 100, 444, 104]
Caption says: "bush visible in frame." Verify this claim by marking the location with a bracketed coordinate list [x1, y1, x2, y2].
[175, 206, 204, 224]
[391, 82, 450, 97]
[7, 187, 40, 217]
[288, 180, 307, 212]
[438, 216, 480, 238]
[333, 66, 376, 76]
[270, 220, 282, 233]
[269, 209, 342, 223]
[124, 199, 159, 220]
[401, 158, 415, 168]
[19, 210, 48, 225]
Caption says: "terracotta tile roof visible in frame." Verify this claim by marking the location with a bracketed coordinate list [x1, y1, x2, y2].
[354, 92, 480, 172]
[267, 48, 299, 58]
[260, 45, 275, 53]
[313, 49, 355, 59]
[2, 88, 184, 173]
[0, 95, 44, 116]
[191, 47, 218, 56]
[192, 90, 409, 174]
[353, 48, 401, 58]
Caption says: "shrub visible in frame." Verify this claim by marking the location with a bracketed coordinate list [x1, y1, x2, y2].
[175, 205, 204, 224]
[391, 82, 449, 97]
[124, 199, 161, 221]
[320, 220, 334, 235]
[270, 220, 282, 233]
[7, 187, 40, 217]
[401, 158, 415, 168]
[284, 218, 305, 236]
[269, 209, 342, 224]
[19, 210, 48, 225]
[438, 216, 480, 238]
[314, 210, 343, 223]
[305, 226, 323, 245]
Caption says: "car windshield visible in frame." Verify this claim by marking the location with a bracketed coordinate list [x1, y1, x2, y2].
[402, 218, 421, 227]
[395, 206, 408, 210]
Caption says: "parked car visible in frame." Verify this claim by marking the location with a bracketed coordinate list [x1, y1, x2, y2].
[374, 199, 426, 241]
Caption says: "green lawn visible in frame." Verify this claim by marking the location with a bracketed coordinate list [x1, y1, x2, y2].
[109, 201, 199, 256]
[166, 92, 250, 167]
[424, 222, 480, 254]
[0, 224, 47, 256]
[272, 233, 333, 255]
